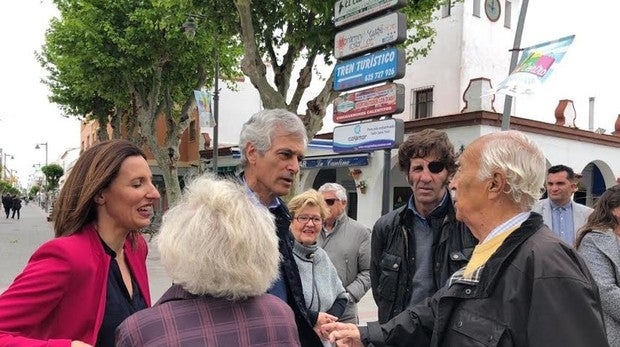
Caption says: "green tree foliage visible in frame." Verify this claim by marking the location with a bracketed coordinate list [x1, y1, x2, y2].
[39, 0, 243, 205]
[40, 0, 444, 206]
[41, 164, 65, 192]
[233, 0, 445, 137]
[29, 184, 42, 200]
[0, 180, 19, 196]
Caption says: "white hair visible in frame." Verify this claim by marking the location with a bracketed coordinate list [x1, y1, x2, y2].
[477, 131, 546, 209]
[318, 182, 347, 201]
[156, 174, 280, 300]
[238, 109, 308, 167]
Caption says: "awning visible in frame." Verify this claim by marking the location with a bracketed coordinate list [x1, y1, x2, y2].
[301, 152, 370, 169]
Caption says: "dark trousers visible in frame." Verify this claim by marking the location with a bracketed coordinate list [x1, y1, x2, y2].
[3, 206, 10, 218]
[11, 208, 20, 219]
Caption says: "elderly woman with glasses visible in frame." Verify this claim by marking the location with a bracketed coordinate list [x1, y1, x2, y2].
[288, 189, 348, 346]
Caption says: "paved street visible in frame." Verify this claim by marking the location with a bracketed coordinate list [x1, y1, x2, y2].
[0, 203, 378, 324]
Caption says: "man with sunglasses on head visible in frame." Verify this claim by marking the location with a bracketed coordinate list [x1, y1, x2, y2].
[317, 183, 371, 324]
[370, 128, 477, 324]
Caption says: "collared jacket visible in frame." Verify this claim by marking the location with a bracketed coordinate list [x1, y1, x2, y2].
[0, 224, 151, 347]
[116, 284, 301, 346]
[318, 213, 371, 323]
[361, 213, 609, 347]
[270, 201, 323, 347]
[578, 229, 620, 346]
[371, 192, 476, 323]
[532, 198, 593, 241]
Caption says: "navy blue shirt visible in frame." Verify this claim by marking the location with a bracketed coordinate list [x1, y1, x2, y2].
[96, 239, 147, 347]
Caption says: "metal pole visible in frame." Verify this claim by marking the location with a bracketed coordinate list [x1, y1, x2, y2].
[382, 148, 391, 215]
[45, 143, 48, 165]
[500, 0, 529, 130]
[213, 48, 219, 174]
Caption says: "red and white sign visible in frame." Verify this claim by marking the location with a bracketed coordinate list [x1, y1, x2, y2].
[334, 12, 407, 60]
[333, 83, 404, 123]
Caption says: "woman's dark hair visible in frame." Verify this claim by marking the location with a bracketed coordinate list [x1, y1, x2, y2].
[575, 185, 620, 248]
[52, 140, 146, 237]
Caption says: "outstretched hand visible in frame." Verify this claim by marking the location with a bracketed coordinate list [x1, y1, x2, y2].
[320, 322, 363, 347]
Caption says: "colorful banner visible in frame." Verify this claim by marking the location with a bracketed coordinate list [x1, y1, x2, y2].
[193, 90, 215, 127]
[492, 35, 575, 96]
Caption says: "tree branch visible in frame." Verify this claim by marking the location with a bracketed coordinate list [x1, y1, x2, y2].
[234, 0, 286, 109]
[289, 50, 317, 112]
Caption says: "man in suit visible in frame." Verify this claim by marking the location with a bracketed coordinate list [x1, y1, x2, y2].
[532, 164, 593, 245]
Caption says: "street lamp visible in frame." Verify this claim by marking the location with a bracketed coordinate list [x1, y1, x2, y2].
[35, 142, 49, 212]
[2, 152, 14, 181]
[35, 142, 49, 165]
[183, 14, 220, 174]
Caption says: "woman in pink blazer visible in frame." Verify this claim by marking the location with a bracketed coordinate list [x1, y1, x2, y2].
[0, 139, 160, 347]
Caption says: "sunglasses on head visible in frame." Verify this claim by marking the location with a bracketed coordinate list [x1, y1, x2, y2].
[427, 161, 446, 174]
[324, 198, 339, 206]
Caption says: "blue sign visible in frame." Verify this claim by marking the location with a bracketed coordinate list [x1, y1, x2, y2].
[333, 47, 405, 91]
[301, 154, 370, 169]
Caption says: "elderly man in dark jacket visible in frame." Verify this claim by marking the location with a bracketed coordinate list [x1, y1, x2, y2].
[237, 109, 321, 346]
[322, 130, 608, 347]
[370, 129, 476, 324]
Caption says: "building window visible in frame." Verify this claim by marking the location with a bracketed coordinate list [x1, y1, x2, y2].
[413, 88, 433, 119]
[504, 0, 512, 28]
[189, 120, 196, 142]
[441, 0, 451, 18]
[473, 0, 480, 17]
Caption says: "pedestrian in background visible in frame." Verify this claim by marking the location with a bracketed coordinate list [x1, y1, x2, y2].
[2, 193, 11, 219]
[116, 175, 300, 346]
[10, 195, 21, 219]
[289, 189, 347, 346]
[577, 185, 620, 346]
[532, 164, 593, 244]
[237, 109, 321, 346]
[318, 182, 371, 323]
[0, 139, 160, 347]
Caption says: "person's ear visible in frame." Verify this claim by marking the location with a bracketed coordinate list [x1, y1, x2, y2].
[245, 143, 258, 165]
[94, 192, 105, 205]
[488, 172, 505, 196]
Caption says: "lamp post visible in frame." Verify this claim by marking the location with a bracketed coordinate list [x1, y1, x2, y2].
[35, 142, 49, 165]
[2, 152, 14, 181]
[183, 14, 220, 174]
[35, 142, 49, 212]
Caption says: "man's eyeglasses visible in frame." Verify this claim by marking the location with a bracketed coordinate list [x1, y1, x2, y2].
[295, 215, 323, 224]
[427, 161, 446, 174]
[324, 198, 339, 206]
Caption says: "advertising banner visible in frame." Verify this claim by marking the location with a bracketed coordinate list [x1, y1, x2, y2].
[333, 47, 405, 91]
[193, 90, 215, 127]
[333, 83, 404, 123]
[334, 12, 406, 59]
[333, 118, 404, 153]
[492, 35, 575, 96]
[334, 0, 406, 27]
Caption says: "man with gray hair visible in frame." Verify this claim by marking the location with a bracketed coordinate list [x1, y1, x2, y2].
[317, 182, 371, 323]
[322, 131, 607, 347]
[238, 109, 321, 346]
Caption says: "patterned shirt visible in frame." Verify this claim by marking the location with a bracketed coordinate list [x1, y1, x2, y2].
[115, 285, 301, 347]
[550, 201, 575, 244]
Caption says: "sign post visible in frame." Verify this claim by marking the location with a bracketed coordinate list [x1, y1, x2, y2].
[332, 0, 407, 214]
